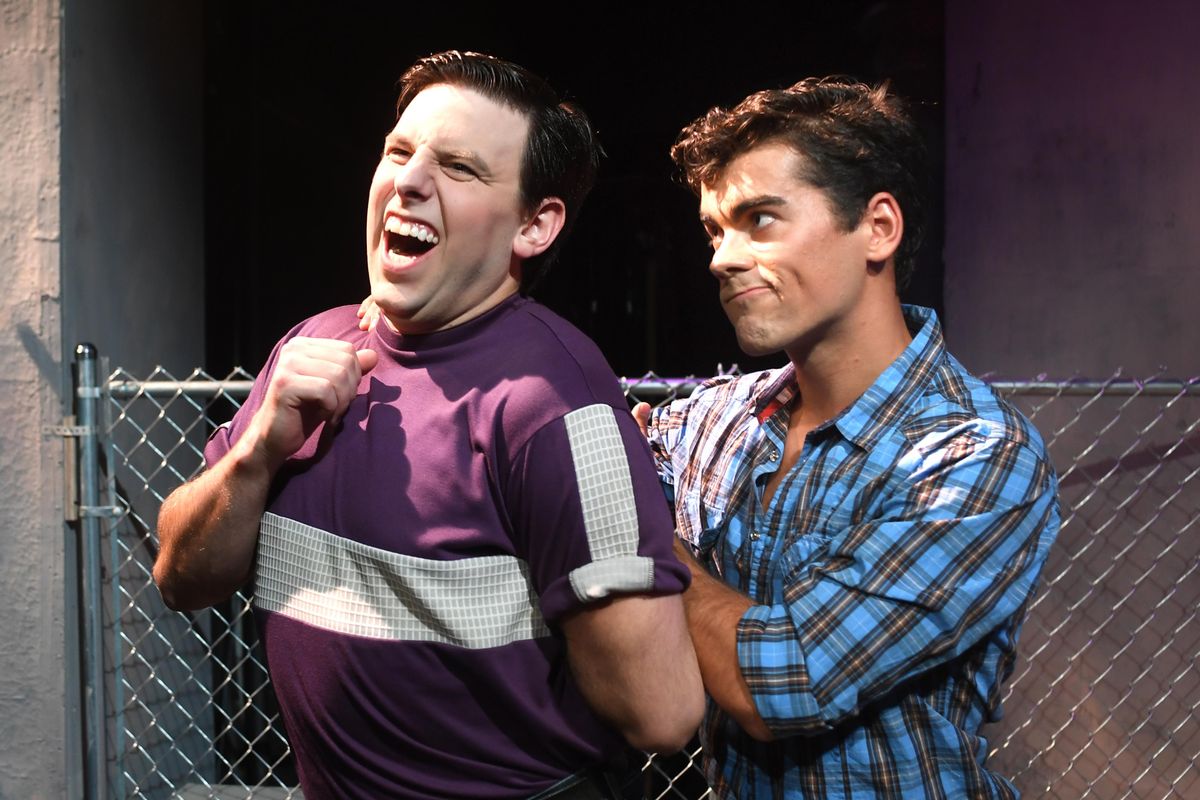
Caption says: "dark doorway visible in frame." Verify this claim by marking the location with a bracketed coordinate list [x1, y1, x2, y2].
[205, 1, 944, 378]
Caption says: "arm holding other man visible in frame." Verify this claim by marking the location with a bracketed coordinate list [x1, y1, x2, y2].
[627, 72, 1060, 800]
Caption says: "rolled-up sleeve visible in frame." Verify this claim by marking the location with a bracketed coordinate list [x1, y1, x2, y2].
[507, 403, 689, 623]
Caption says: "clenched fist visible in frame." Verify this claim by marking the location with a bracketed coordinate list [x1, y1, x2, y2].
[243, 337, 379, 472]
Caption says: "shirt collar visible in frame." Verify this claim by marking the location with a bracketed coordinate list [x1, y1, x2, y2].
[748, 305, 945, 447]
[832, 305, 944, 448]
[751, 364, 798, 422]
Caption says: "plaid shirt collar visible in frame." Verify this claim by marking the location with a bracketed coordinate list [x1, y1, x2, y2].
[750, 305, 943, 448]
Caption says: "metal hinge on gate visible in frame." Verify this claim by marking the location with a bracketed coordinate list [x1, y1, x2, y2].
[45, 423, 96, 437]
[43, 416, 122, 522]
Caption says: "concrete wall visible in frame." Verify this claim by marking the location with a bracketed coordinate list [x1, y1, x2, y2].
[0, 1, 70, 798]
[945, 1, 1200, 377]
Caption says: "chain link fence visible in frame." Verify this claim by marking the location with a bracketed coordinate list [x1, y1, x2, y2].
[76, 354, 1199, 799]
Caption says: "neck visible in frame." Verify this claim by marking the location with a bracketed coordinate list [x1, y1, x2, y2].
[785, 299, 912, 425]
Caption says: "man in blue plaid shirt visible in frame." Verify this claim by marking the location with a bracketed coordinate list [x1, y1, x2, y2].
[641, 78, 1061, 798]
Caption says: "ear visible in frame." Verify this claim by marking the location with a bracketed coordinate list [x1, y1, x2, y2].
[862, 192, 903, 264]
[512, 197, 567, 260]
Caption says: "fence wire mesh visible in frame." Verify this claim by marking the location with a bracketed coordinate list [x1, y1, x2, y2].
[92, 364, 1199, 799]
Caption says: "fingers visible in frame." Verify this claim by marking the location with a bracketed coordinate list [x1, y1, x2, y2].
[631, 402, 652, 439]
[294, 339, 365, 422]
[255, 338, 371, 462]
[357, 348, 379, 374]
[358, 296, 382, 331]
[275, 371, 345, 417]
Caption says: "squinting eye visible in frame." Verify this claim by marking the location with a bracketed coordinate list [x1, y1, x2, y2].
[387, 147, 411, 163]
[445, 162, 477, 178]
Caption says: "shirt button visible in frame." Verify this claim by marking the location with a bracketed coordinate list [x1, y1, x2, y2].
[750, 530, 761, 541]
[768, 449, 779, 462]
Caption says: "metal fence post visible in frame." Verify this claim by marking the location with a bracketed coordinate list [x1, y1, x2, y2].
[76, 343, 108, 800]
[101, 354, 128, 800]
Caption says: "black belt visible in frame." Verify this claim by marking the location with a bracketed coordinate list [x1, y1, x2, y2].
[526, 765, 626, 800]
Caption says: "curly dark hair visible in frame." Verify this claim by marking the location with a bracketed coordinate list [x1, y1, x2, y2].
[396, 51, 602, 292]
[671, 76, 927, 289]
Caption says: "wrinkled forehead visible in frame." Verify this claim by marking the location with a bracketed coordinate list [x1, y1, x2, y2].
[392, 83, 530, 166]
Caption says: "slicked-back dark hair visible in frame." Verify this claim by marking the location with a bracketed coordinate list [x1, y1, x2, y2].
[671, 76, 927, 289]
[395, 51, 601, 292]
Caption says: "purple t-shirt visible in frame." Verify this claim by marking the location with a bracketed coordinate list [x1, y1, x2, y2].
[205, 295, 688, 799]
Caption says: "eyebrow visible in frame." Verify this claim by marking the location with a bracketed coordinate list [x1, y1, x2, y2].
[442, 148, 489, 171]
[382, 132, 407, 151]
[700, 193, 787, 224]
[381, 133, 492, 175]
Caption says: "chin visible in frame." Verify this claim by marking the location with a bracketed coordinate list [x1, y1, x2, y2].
[733, 325, 784, 358]
[738, 342, 783, 358]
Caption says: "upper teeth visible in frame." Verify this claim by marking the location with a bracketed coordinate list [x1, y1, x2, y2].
[385, 217, 439, 244]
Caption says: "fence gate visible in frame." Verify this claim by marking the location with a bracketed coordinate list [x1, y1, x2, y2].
[68, 344, 1199, 799]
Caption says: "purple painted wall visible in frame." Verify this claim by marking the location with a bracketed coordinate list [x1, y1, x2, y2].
[947, 6, 1200, 798]
[945, 2, 1200, 378]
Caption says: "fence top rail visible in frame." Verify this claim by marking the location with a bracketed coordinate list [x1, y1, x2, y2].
[105, 376, 1200, 401]
[988, 379, 1200, 396]
[107, 380, 256, 399]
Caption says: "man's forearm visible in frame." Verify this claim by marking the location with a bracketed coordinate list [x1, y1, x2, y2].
[153, 439, 273, 611]
[673, 538, 774, 741]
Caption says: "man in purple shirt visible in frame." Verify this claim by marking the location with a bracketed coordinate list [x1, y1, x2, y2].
[154, 51, 703, 800]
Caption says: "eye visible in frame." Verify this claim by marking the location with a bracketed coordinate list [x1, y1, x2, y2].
[443, 161, 478, 180]
[750, 211, 776, 229]
[386, 145, 411, 164]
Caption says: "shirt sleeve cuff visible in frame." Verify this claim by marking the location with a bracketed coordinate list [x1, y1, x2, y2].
[737, 603, 831, 735]
[538, 556, 688, 623]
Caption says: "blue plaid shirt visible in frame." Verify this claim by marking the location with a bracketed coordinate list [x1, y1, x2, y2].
[647, 306, 1059, 799]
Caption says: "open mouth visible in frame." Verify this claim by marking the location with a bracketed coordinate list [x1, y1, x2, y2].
[384, 217, 440, 258]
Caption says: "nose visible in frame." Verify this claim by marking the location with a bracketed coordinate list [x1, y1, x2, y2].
[393, 149, 435, 200]
[709, 231, 754, 282]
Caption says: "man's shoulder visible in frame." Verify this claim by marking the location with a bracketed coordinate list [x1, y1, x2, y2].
[249, 305, 368, 379]
[899, 351, 1049, 459]
[471, 299, 629, 448]
[285, 304, 369, 343]
[499, 299, 625, 404]
[646, 366, 787, 456]
[676, 367, 785, 418]
[508, 300, 604, 362]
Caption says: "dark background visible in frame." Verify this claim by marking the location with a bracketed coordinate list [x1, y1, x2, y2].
[204, 1, 943, 379]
